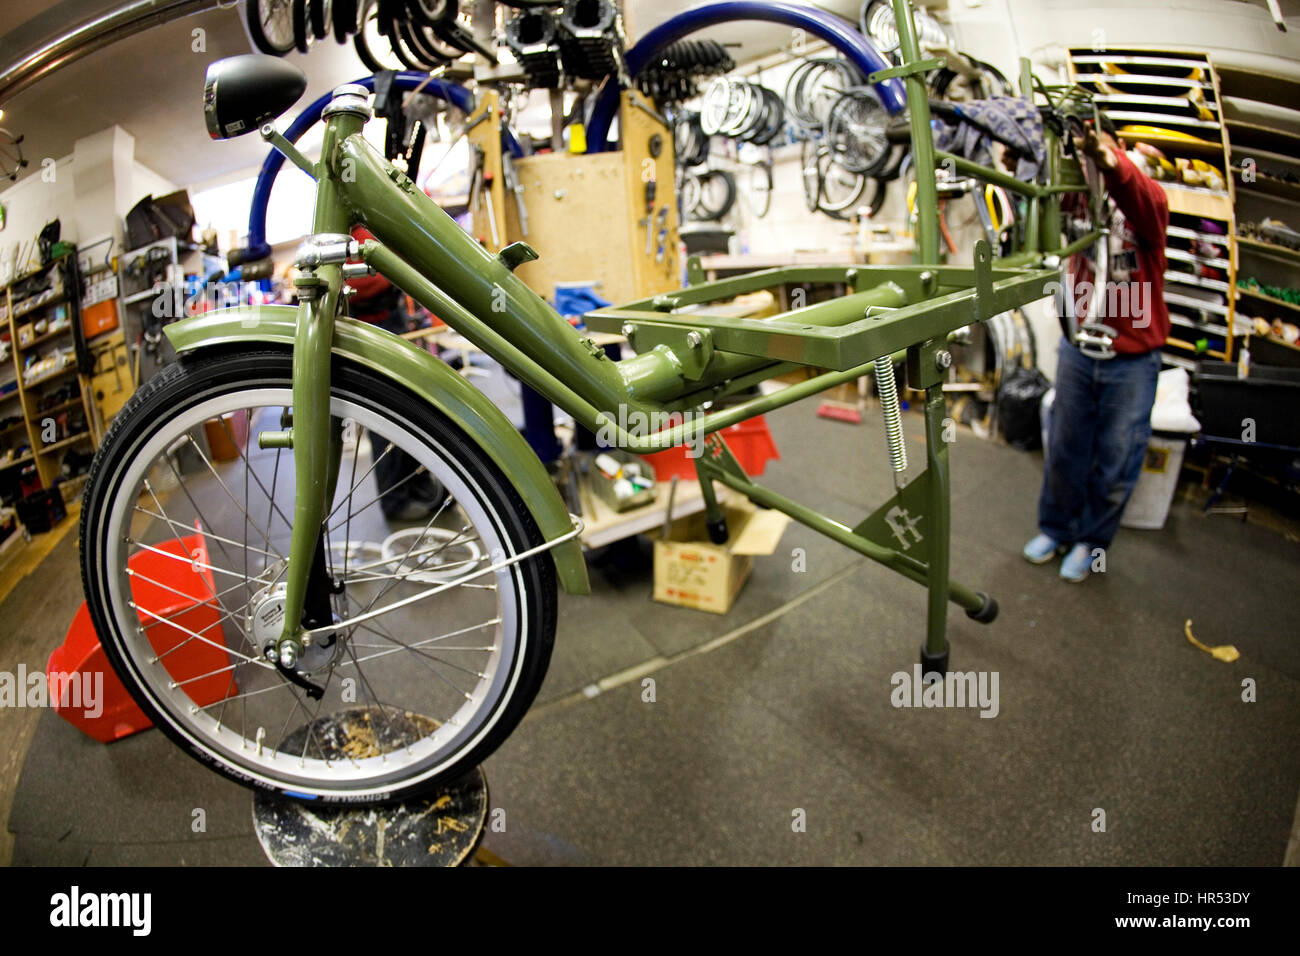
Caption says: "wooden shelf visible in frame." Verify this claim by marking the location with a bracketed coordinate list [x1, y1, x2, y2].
[10, 291, 69, 320]
[1231, 169, 1300, 205]
[21, 363, 78, 390]
[1236, 234, 1300, 265]
[1225, 119, 1300, 159]
[33, 397, 84, 419]
[1215, 67, 1300, 113]
[36, 431, 91, 456]
[16, 322, 74, 352]
[1158, 181, 1232, 219]
[1236, 285, 1300, 318]
[0, 453, 35, 472]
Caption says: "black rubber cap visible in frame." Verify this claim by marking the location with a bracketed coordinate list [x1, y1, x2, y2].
[920, 643, 949, 682]
[706, 517, 729, 545]
[965, 591, 999, 624]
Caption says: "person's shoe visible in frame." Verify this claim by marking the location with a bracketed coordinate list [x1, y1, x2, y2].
[1022, 533, 1063, 565]
[1059, 543, 1094, 583]
[382, 500, 437, 523]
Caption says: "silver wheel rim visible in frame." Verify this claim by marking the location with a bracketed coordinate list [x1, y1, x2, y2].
[98, 385, 526, 799]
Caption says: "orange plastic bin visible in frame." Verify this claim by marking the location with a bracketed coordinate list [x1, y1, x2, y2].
[640, 415, 780, 480]
[48, 530, 238, 743]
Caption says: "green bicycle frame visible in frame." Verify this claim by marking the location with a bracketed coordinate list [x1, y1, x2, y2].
[168, 0, 1104, 672]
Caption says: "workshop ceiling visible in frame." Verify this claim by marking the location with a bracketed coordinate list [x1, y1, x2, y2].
[0, 1, 863, 191]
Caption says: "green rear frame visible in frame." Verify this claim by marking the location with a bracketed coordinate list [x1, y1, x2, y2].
[167, 0, 1102, 669]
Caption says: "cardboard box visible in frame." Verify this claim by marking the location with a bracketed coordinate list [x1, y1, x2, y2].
[653, 500, 790, 614]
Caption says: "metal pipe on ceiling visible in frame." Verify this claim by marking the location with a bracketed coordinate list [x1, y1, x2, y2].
[0, 0, 223, 105]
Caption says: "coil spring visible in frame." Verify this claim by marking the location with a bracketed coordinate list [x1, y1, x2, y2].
[875, 355, 907, 482]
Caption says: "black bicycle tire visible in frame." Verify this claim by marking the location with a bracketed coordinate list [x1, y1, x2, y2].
[292, 0, 311, 53]
[80, 348, 558, 804]
[310, 0, 332, 40]
[691, 168, 736, 221]
[246, 0, 297, 55]
[400, 17, 453, 68]
[332, 0, 359, 42]
[384, 12, 427, 71]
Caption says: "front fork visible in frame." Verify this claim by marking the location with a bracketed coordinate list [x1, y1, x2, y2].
[262, 266, 345, 665]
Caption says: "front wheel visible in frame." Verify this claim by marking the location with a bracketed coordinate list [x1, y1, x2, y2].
[80, 349, 556, 803]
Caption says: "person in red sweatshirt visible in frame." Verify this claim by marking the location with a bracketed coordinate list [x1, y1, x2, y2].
[1023, 117, 1169, 581]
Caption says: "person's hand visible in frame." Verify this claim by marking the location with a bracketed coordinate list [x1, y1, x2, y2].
[1073, 125, 1119, 171]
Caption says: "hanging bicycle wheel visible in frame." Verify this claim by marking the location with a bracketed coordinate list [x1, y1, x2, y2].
[826, 86, 890, 176]
[0, 127, 27, 182]
[819, 156, 870, 217]
[245, 0, 297, 55]
[80, 349, 557, 802]
[739, 160, 773, 218]
[354, 0, 405, 73]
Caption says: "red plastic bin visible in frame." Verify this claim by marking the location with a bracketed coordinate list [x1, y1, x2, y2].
[48, 530, 238, 743]
[640, 414, 780, 480]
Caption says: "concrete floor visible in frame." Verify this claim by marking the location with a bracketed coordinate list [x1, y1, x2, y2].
[3, 396, 1299, 866]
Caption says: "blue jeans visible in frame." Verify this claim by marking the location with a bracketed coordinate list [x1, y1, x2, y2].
[1038, 338, 1160, 549]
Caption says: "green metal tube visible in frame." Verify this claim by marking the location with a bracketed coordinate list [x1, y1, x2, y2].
[921, 383, 952, 655]
[937, 151, 1044, 198]
[335, 133, 634, 415]
[705, 462, 985, 613]
[894, 0, 938, 265]
[1040, 126, 1063, 253]
[278, 116, 356, 648]
[364, 240, 902, 452]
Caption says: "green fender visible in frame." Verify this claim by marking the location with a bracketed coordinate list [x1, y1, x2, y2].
[165, 306, 590, 595]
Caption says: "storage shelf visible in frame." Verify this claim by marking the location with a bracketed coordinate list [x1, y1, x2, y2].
[0, 452, 35, 471]
[1166, 224, 1231, 246]
[1165, 290, 1229, 316]
[1169, 314, 1228, 337]
[1165, 248, 1230, 270]
[1236, 286, 1300, 318]
[1230, 169, 1300, 205]
[1235, 234, 1300, 265]
[1225, 119, 1300, 158]
[36, 430, 91, 456]
[1121, 130, 1225, 160]
[1165, 271, 1230, 293]
[34, 397, 84, 418]
[1107, 110, 1220, 130]
[1164, 336, 1226, 360]
[17, 322, 74, 352]
[1070, 53, 1210, 71]
[1091, 92, 1217, 111]
[1216, 67, 1300, 113]
[11, 291, 68, 319]
[1158, 181, 1232, 219]
[22, 364, 78, 390]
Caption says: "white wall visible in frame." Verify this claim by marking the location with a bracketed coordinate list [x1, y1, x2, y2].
[0, 157, 78, 284]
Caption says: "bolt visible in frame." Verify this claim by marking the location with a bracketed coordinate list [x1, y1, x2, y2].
[920, 270, 934, 285]
[621, 323, 635, 339]
[686, 331, 703, 349]
[264, 644, 278, 662]
[935, 350, 952, 370]
[278, 643, 298, 668]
